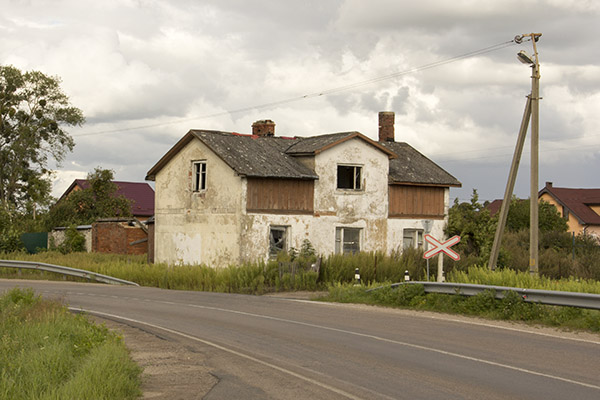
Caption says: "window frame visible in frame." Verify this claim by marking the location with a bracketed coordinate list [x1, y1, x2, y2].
[335, 227, 361, 255]
[336, 164, 363, 191]
[269, 225, 289, 259]
[192, 160, 207, 192]
[403, 228, 424, 250]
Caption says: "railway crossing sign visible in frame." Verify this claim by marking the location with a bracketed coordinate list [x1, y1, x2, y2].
[423, 235, 461, 261]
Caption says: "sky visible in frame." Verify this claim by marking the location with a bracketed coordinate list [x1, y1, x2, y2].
[1, 0, 599, 205]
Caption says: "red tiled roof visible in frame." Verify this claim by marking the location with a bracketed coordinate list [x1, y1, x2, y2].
[486, 199, 503, 216]
[62, 179, 155, 217]
[539, 184, 600, 225]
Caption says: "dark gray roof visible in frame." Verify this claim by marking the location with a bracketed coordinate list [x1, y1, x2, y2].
[285, 132, 358, 155]
[380, 142, 461, 187]
[191, 130, 318, 179]
[147, 130, 460, 187]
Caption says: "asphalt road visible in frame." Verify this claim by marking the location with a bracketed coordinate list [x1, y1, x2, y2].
[1, 279, 599, 399]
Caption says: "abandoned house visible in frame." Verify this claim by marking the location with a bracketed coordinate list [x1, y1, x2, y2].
[145, 112, 461, 267]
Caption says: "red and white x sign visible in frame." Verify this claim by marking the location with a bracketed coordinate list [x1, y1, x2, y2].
[423, 235, 461, 261]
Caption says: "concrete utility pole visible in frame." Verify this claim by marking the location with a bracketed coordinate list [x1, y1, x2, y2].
[488, 33, 542, 274]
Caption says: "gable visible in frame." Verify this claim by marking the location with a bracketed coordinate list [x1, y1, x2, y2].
[539, 186, 600, 225]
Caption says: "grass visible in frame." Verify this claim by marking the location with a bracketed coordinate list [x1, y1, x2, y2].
[0, 288, 141, 400]
[322, 282, 600, 332]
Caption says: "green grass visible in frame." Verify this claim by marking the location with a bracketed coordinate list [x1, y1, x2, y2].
[448, 266, 600, 294]
[322, 282, 600, 332]
[0, 288, 141, 400]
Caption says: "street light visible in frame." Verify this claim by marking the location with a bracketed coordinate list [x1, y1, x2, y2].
[487, 33, 542, 275]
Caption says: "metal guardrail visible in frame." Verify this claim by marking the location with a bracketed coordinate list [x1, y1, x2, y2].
[371, 281, 600, 310]
[0, 260, 139, 286]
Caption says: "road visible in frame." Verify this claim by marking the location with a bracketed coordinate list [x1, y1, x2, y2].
[1, 279, 599, 399]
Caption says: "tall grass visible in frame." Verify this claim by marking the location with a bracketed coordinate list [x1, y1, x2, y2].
[0, 288, 141, 400]
[448, 266, 600, 294]
[2, 250, 600, 295]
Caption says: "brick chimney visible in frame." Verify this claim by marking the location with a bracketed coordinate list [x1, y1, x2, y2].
[378, 111, 394, 142]
[546, 181, 553, 188]
[252, 119, 275, 137]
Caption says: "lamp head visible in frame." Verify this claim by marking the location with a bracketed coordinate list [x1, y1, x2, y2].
[517, 50, 535, 65]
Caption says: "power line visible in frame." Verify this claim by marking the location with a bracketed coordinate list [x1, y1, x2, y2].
[73, 40, 517, 137]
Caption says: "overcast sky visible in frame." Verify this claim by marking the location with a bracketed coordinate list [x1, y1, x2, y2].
[2, 0, 599, 204]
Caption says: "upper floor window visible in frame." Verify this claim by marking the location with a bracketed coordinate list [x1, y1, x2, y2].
[337, 165, 362, 190]
[193, 161, 207, 192]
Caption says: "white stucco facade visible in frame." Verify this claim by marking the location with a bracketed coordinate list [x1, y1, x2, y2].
[152, 135, 453, 267]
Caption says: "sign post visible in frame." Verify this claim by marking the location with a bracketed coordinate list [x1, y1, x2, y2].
[423, 235, 461, 282]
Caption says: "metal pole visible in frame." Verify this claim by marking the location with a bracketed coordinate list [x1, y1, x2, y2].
[530, 58, 540, 275]
[488, 97, 532, 270]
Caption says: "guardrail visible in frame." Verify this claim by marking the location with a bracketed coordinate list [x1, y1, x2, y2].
[0, 260, 139, 286]
[369, 281, 600, 310]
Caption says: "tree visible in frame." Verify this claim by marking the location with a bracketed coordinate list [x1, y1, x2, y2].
[45, 167, 132, 229]
[0, 65, 84, 220]
[505, 198, 568, 233]
[446, 190, 495, 259]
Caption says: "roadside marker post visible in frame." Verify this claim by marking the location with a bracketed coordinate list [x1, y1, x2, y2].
[423, 235, 461, 282]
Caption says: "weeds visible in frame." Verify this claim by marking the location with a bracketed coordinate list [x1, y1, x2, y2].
[0, 288, 141, 400]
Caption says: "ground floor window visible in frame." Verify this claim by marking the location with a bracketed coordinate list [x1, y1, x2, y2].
[403, 229, 424, 250]
[269, 226, 288, 258]
[335, 227, 361, 255]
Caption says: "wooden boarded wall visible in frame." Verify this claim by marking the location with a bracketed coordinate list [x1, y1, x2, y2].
[389, 185, 445, 219]
[246, 178, 314, 214]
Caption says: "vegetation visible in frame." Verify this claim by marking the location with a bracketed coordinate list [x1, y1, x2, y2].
[322, 283, 600, 332]
[0, 65, 84, 251]
[0, 288, 141, 400]
[446, 190, 600, 280]
[44, 167, 131, 230]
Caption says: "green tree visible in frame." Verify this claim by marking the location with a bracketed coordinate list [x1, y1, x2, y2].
[505, 198, 568, 233]
[0, 65, 84, 226]
[446, 190, 495, 259]
[45, 168, 132, 229]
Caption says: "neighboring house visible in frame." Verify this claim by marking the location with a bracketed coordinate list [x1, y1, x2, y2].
[51, 180, 155, 254]
[145, 112, 461, 267]
[539, 182, 600, 239]
[58, 179, 155, 220]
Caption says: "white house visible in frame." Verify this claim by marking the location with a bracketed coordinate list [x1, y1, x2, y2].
[145, 112, 461, 267]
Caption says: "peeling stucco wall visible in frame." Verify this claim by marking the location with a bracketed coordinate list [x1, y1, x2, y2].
[154, 136, 454, 267]
[154, 139, 243, 266]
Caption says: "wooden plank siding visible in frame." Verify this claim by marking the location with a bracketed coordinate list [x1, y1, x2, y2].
[246, 178, 314, 214]
[389, 185, 445, 219]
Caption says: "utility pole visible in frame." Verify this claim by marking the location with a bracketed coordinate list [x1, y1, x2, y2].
[487, 33, 542, 274]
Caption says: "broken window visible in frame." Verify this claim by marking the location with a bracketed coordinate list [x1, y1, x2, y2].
[335, 227, 361, 254]
[269, 226, 288, 258]
[337, 165, 362, 190]
[192, 161, 207, 192]
[403, 229, 424, 250]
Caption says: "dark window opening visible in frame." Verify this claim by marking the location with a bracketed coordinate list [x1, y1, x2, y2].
[337, 165, 362, 190]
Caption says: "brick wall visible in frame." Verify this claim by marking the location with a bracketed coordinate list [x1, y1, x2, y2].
[92, 221, 147, 255]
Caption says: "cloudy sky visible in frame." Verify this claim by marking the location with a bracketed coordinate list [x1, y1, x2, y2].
[2, 0, 599, 204]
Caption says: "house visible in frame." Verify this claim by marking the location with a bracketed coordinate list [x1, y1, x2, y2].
[539, 182, 600, 239]
[57, 179, 155, 220]
[145, 112, 461, 267]
[51, 180, 155, 254]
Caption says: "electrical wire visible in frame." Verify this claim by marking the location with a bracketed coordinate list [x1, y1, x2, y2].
[73, 40, 517, 137]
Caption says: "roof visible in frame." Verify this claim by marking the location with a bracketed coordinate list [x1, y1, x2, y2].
[486, 199, 503, 216]
[285, 131, 397, 158]
[146, 130, 460, 188]
[539, 184, 600, 225]
[60, 179, 155, 217]
[380, 142, 461, 187]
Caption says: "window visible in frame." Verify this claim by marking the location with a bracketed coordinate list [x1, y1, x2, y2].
[337, 165, 362, 190]
[403, 229, 424, 250]
[192, 161, 207, 192]
[335, 227, 361, 254]
[269, 226, 288, 258]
